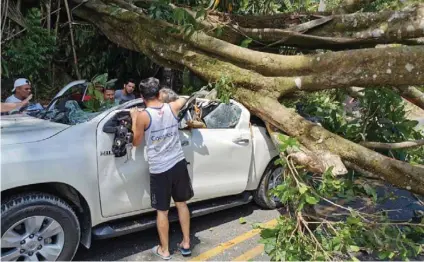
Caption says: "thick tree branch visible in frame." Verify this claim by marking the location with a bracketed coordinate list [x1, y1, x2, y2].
[74, 0, 424, 196]
[236, 90, 424, 195]
[346, 86, 365, 98]
[114, 0, 424, 50]
[212, 4, 424, 49]
[344, 160, 381, 179]
[265, 122, 348, 176]
[75, 2, 424, 94]
[395, 86, 424, 110]
[360, 139, 424, 150]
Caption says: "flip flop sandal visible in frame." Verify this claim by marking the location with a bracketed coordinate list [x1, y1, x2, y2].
[152, 245, 172, 260]
[177, 244, 192, 256]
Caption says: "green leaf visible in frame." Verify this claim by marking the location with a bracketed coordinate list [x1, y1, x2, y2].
[347, 216, 361, 225]
[195, 8, 206, 19]
[378, 251, 390, 260]
[363, 184, 377, 201]
[105, 78, 117, 88]
[349, 245, 360, 252]
[240, 38, 252, 48]
[92, 73, 108, 85]
[252, 223, 262, 229]
[215, 26, 223, 37]
[260, 228, 278, 238]
[173, 8, 185, 24]
[305, 195, 319, 205]
[94, 89, 104, 100]
[239, 217, 247, 224]
[298, 183, 308, 194]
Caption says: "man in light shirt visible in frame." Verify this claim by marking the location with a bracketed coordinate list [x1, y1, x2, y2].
[5, 78, 32, 113]
[130, 78, 192, 260]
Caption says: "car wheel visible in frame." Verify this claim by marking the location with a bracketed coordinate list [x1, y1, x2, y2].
[1, 192, 80, 261]
[254, 160, 284, 209]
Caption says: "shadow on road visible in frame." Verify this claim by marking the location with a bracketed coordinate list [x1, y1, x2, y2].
[74, 203, 262, 261]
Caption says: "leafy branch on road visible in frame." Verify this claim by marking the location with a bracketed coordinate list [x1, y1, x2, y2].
[256, 136, 424, 261]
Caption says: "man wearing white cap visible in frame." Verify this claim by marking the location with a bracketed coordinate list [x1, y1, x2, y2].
[5, 78, 32, 112]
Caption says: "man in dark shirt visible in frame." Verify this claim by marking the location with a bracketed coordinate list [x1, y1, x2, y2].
[115, 78, 136, 103]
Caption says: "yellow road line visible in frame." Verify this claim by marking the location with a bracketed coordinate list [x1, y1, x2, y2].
[188, 219, 277, 261]
[231, 244, 264, 261]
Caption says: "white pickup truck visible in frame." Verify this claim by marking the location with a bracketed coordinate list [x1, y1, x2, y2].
[1, 80, 282, 261]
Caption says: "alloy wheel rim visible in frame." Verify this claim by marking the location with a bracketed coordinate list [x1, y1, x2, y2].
[1, 216, 65, 261]
[267, 166, 284, 203]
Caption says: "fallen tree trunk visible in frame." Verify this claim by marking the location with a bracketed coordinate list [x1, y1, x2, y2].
[73, 0, 424, 196]
[208, 3, 424, 49]
[264, 122, 348, 176]
[237, 90, 424, 195]
[360, 139, 424, 150]
[395, 86, 424, 110]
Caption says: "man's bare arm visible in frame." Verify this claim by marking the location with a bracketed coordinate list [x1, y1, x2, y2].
[131, 110, 147, 147]
[1, 103, 22, 113]
[1, 94, 33, 113]
[169, 97, 188, 115]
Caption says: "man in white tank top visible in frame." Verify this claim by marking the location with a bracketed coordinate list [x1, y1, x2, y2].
[131, 77, 193, 260]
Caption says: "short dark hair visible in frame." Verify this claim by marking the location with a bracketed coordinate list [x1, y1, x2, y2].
[104, 87, 114, 92]
[139, 77, 160, 100]
[124, 78, 135, 85]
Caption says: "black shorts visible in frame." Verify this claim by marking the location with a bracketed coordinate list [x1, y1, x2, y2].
[150, 159, 194, 211]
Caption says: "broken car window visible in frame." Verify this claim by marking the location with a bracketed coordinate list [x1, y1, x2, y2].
[203, 103, 242, 129]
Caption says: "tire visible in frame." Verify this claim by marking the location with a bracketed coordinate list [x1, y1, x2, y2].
[254, 160, 284, 209]
[1, 192, 80, 261]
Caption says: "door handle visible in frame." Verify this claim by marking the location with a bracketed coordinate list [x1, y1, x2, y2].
[233, 137, 250, 144]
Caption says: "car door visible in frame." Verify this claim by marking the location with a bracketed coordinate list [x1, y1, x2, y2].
[190, 99, 253, 200]
[96, 106, 194, 217]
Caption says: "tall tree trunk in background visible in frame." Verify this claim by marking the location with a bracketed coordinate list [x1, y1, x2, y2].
[73, 0, 424, 195]
[64, 0, 81, 79]
[52, 0, 62, 90]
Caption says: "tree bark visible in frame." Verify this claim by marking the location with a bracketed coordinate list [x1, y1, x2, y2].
[334, 0, 375, 14]
[64, 0, 81, 79]
[209, 3, 424, 49]
[395, 86, 424, 110]
[73, 0, 424, 196]
[360, 139, 424, 150]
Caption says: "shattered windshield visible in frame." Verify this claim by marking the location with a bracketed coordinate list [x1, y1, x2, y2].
[36, 100, 113, 125]
[33, 82, 119, 125]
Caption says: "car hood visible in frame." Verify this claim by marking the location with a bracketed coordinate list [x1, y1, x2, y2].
[1, 114, 70, 145]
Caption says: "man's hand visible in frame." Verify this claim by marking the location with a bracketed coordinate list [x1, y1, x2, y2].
[17, 94, 33, 111]
[169, 87, 209, 117]
[21, 94, 33, 106]
[130, 107, 141, 133]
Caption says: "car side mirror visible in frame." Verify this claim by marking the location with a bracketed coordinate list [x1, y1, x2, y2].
[103, 111, 131, 134]
[103, 111, 133, 158]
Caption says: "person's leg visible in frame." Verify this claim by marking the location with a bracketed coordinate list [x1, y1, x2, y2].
[175, 201, 190, 249]
[156, 210, 170, 256]
[150, 172, 172, 257]
[172, 160, 194, 250]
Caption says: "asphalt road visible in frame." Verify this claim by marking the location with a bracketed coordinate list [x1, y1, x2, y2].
[74, 184, 423, 261]
[74, 203, 281, 261]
